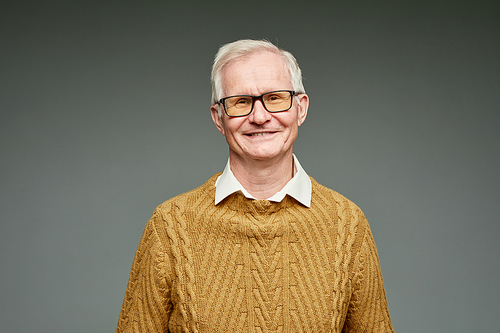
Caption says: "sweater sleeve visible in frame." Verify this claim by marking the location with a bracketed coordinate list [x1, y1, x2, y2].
[343, 220, 394, 332]
[116, 210, 173, 333]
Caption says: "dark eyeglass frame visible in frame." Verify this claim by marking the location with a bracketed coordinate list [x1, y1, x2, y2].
[218, 90, 297, 117]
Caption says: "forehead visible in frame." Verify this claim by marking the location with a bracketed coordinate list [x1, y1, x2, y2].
[221, 51, 291, 96]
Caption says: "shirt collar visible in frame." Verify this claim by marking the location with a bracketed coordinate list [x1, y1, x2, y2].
[214, 154, 311, 207]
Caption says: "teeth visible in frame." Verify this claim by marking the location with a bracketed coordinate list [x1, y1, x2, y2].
[250, 132, 271, 136]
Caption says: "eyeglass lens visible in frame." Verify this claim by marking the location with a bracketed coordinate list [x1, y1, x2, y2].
[224, 91, 293, 117]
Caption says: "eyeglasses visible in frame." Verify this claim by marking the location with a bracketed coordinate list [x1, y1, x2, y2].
[218, 90, 297, 117]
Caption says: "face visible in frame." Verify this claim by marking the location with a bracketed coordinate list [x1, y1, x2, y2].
[210, 51, 309, 165]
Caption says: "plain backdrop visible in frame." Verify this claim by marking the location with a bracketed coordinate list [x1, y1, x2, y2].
[1, 1, 499, 332]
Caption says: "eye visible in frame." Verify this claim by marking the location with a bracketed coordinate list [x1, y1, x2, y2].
[226, 96, 251, 108]
[232, 97, 252, 108]
[265, 93, 285, 103]
[236, 98, 250, 104]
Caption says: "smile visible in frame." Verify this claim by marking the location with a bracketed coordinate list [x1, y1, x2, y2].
[246, 132, 276, 137]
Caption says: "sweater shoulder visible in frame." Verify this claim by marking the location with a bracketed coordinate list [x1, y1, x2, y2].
[309, 176, 371, 238]
[143, 173, 220, 247]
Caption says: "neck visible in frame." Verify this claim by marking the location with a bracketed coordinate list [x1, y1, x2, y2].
[229, 152, 294, 200]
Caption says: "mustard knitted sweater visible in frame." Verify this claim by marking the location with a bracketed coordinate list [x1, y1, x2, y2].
[117, 174, 393, 332]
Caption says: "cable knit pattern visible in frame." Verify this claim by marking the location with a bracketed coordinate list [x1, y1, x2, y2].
[117, 174, 393, 332]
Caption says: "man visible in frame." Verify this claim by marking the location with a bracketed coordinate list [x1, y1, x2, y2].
[117, 39, 394, 332]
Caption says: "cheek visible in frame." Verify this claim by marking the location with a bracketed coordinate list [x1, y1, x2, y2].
[220, 117, 240, 137]
[225, 119, 246, 136]
[283, 115, 300, 131]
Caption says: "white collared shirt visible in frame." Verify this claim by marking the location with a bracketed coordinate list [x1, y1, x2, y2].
[214, 154, 311, 207]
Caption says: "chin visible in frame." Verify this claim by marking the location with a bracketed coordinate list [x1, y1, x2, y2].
[245, 149, 286, 161]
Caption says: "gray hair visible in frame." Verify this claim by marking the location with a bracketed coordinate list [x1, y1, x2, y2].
[211, 39, 306, 114]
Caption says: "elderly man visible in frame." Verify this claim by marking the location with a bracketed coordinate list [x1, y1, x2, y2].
[117, 39, 394, 332]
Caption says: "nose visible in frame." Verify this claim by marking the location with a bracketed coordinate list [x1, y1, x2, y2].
[248, 99, 271, 124]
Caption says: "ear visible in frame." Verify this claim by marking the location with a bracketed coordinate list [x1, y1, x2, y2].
[210, 104, 226, 135]
[296, 93, 309, 126]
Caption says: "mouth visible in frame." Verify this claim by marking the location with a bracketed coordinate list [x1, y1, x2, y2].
[245, 132, 276, 137]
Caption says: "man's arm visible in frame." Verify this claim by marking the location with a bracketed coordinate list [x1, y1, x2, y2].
[116, 212, 172, 332]
[344, 222, 394, 332]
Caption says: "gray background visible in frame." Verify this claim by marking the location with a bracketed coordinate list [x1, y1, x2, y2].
[1, 0, 499, 332]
